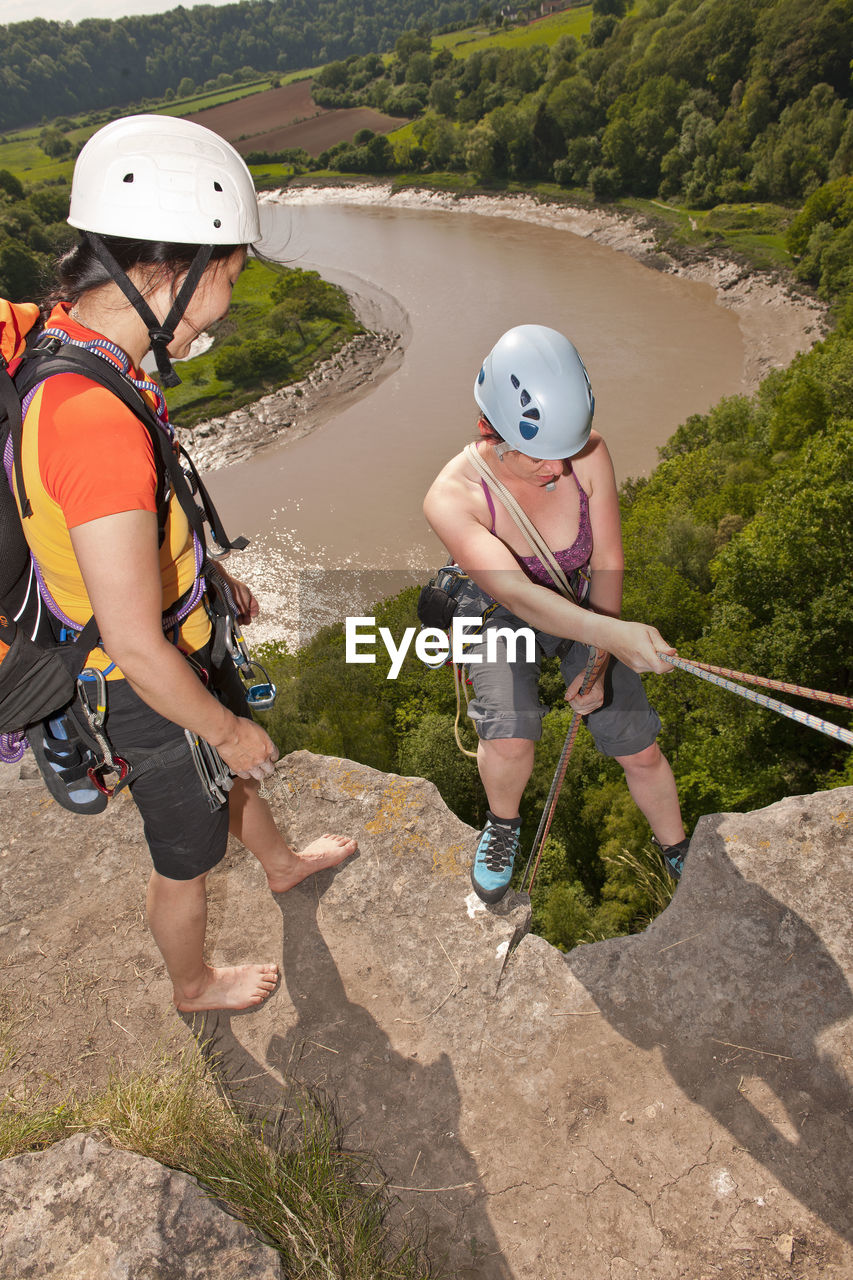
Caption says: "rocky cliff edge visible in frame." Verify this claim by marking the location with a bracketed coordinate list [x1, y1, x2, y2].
[0, 752, 851, 1279]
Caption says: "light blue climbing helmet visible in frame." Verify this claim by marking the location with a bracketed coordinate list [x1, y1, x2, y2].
[473, 324, 594, 460]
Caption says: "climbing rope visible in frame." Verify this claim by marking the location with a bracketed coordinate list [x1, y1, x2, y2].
[666, 659, 853, 711]
[520, 647, 600, 897]
[659, 655, 853, 748]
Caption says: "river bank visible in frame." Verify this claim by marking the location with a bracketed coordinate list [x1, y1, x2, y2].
[185, 185, 827, 473]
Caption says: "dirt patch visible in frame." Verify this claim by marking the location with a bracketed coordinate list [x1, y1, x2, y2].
[188, 82, 405, 158]
[235, 107, 406, 158]
[186, 80, 318, 138]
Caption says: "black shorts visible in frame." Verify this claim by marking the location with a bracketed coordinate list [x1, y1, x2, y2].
[103, 644, 252, 881]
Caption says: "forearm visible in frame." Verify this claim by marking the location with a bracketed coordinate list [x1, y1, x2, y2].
[587, 564, 624, 621]
[105, 633, 238, 748]
[480, 570, 625, 649]
[472, 569, 671, 673]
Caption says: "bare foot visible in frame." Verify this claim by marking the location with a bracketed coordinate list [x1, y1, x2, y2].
[266, 833, 357, 894]
[174, 962, 279, 1012]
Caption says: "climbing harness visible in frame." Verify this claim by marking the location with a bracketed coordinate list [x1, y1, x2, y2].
[426, 444, 586, 763]
[658, 655, 853, 748]
[0, 328, 251, 812]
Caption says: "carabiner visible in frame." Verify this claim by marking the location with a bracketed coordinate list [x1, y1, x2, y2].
[87, 754, 130, 797]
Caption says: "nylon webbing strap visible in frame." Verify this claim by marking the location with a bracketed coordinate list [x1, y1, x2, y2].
[0, 364, 29, 518]
[465, 444, 577, 604]
[83, 233, 213, 388]
[17, 343, 244, 554]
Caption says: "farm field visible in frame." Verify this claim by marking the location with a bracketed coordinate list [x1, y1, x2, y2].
[186, 80, 404, 157]
[434, 5, 594, 57]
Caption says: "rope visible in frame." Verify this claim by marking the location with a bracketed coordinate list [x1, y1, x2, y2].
[672, 659, 853, 710]
[520, 647, 599, 897]
[452, 660, 478, 760]
[659, 654, 853, 748]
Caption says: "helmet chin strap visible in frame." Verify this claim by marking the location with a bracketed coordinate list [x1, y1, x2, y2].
[83, 232, 213, 388]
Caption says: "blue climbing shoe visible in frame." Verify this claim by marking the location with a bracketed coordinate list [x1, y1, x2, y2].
[27, 711, 108, 815]
[654, 836, 690, 881]
[471, 812, 521, 904]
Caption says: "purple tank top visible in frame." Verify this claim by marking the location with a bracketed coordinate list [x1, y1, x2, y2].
[481, 467, 593, 589]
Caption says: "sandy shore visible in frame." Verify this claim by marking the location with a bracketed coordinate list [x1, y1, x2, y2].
[185, 185, 827, 472]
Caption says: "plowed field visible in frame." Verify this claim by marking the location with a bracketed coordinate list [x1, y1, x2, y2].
[187, 80, 403, 157]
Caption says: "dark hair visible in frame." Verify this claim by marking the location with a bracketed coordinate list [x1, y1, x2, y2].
[476, 413, 504, 444]
[44, 234, 240, 312]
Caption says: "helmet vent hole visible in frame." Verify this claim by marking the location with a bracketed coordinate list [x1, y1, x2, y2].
[520, 389, 531, 407]
[510, 374, 520, 389]
[523, 407, 540, 421]
[122, 173, 134, 183]
[213, 181, 223, 192]
[213, 218, 222, 228]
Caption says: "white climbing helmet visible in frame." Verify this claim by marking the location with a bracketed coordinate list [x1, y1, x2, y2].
[68, 113, 262, 246]
[474, 324, 595, 460]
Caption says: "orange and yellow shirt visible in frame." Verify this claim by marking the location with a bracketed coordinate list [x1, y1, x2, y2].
[16, 304, 210, 678]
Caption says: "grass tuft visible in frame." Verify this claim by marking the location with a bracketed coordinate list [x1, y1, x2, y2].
[0, 1044, 434, 1279]
[600, 842, 676, 933]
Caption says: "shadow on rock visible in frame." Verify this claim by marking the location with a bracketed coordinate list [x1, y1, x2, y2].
[568, 825, 853, 1245]
[182, 871, 513, 1280]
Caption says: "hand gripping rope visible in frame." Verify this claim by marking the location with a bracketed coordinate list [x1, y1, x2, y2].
[520, 653, 853, 899]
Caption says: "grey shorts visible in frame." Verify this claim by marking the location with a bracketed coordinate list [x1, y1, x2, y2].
[457, 585, 660, 758]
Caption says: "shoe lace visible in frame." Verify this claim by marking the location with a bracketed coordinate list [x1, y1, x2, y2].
[482, 822, 518, 874]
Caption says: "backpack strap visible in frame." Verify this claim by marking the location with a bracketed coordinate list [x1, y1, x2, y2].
[13, 338, 247, 554]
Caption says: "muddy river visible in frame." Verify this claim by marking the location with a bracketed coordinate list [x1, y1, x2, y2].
[204, 195, 748, 644]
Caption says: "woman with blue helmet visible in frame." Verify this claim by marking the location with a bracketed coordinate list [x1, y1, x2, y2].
[424, 324, 688, 903]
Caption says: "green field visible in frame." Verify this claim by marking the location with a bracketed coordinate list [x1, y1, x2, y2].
[434, 7, 594, 57]
[633, 199, 795, 272]
[166, 259, 362, 427]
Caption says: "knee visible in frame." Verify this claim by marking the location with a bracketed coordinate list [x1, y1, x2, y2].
[614, 741, 662, 776]
[479, 736, 535, 763]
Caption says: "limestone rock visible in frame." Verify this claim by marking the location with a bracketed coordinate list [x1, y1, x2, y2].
[0, 751, 850, 1280]
[0, 1133, 281, 1279]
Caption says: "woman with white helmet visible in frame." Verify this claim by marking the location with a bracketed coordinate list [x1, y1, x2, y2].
[424, 324, 688, 903]
[16, 115, 355, 1010]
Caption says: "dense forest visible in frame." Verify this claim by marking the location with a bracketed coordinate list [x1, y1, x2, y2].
[0, 0, 480, 130]
[309, 0, 853, 208]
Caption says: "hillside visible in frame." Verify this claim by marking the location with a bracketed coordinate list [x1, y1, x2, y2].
[0, 1, 482, 130]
